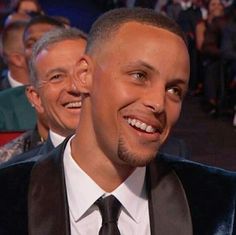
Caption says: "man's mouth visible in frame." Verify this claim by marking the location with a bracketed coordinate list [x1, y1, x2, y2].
[63, 101, 82, 109]
[126, 117, 160, 134]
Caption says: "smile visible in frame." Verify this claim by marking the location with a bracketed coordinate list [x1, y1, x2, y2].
[126, 118, 157, 133]
[64, 101, 82, 109]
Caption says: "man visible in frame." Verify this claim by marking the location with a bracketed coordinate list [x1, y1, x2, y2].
[25, 26, 86, 152]
[0, 21, 29, 90]
[0, 8, 236, 235]
[0, 27, 87, 163]
[0, 21, 37, 131]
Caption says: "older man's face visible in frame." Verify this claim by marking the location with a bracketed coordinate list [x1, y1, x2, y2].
[33, 39, 86, 136]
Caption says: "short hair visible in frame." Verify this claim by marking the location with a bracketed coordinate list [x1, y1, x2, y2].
[12, 0, 43, 14]
[29, 27, 87, 86]
[1, 21, 27, 61]
[23, 15, 65, 43]
[86, 7, 187, 54]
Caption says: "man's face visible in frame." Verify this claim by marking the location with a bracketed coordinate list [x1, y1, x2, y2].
[24, 23, 58, 62]
[18, 0, 38, 14]
[33, 39, 86, 136]
[85, 22, 189, 167]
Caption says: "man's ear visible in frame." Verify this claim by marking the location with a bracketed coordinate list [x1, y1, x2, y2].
[10, 53, 25, 67]
[25, 85, 44, 114]
[74, 55, 93, 94]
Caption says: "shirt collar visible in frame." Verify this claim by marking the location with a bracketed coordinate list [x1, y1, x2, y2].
[49, 130, 66, 147]
[63, 138, 147, 224]
[8, 71, 23, 88]
[113, 166, 147, 223]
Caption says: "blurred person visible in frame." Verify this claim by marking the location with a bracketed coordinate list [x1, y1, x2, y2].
[194, 0, 224, 95]
[0, 21, 36, 131]
[221, 3, 236, 126]
[0, 21, 29, 90]
[200, 0, 228, 116]
[23, 15, 64, 62]
[196, 0, 224, 50]
[176, 0, 203, 91]
[0, 8, 236, 235]
[11, 0, 43, 16]
[4, 12, 31, 27]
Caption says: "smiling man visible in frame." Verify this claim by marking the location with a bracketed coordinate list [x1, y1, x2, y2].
[2, 27, 87, 162]
[27, 27, 87, 139]
[0, 7, 236, 235]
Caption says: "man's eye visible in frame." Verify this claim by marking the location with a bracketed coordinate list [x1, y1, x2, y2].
[49, 74, 63, 83]
[167, 87, 183, 100]
[132, 72, 147, 81]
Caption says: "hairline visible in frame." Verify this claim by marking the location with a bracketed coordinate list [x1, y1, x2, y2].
[86, 20, 187, 56]
[85, 8, 187, 55]
[29, 28, 87, 87]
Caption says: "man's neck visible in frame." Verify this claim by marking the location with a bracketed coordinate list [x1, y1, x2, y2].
[9, 66, 29, 85]
[71, 136, 135, 192]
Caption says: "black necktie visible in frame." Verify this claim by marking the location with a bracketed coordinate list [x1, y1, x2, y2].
[96, 195, 121, 235]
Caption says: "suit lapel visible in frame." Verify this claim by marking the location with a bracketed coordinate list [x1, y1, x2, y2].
[147, 157, 193, 235]
[28, 138, 71, 235]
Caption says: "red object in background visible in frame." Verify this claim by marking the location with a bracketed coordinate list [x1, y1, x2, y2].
[0, 131, 25, 146]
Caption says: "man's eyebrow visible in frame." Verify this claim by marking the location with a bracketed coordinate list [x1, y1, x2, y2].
[124, 60, 157, 72]
[45, 67, 67, 77]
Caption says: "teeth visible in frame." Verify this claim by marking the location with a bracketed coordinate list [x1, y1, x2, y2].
[127, 118, 156, 133]
[64, 101, 81, 108]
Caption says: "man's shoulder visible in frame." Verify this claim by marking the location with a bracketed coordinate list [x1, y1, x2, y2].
[158, 154, 236, 186]
[161, 153, 236, 173]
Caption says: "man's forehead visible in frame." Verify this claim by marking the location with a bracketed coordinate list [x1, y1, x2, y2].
[26, 23, 56, 37]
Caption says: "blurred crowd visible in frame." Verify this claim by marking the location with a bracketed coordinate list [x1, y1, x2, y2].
[0, 0, 235, 163]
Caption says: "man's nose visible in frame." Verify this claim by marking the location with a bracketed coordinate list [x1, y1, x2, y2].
[143, 86, 165, 114]
[66, 76, 79, 93]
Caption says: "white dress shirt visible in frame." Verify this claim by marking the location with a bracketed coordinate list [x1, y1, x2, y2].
[8, 71, 23, 88]
[63, 137, 151, 235]
[49, 130, 66, 147]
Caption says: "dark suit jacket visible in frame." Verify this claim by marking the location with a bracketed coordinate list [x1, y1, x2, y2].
[0, 137, 236, 235]
[0, 75, 10, 91]
[0, 85, 36, 131]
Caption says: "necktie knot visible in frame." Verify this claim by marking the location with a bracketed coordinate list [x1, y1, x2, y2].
[96, 195, 121, 235]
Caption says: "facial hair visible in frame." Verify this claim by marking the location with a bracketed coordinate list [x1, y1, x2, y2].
[117, 137, 160, 167]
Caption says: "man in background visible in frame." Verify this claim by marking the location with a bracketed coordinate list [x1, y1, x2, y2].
[0, 27, 87, 163]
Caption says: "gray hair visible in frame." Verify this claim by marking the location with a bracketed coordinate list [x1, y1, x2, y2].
[86, 7, 187, 55]
[29, 27, 87, 87]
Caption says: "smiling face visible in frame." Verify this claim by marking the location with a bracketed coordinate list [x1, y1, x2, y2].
[31, 39, 86, 136]
[79, 22, 190, 168]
